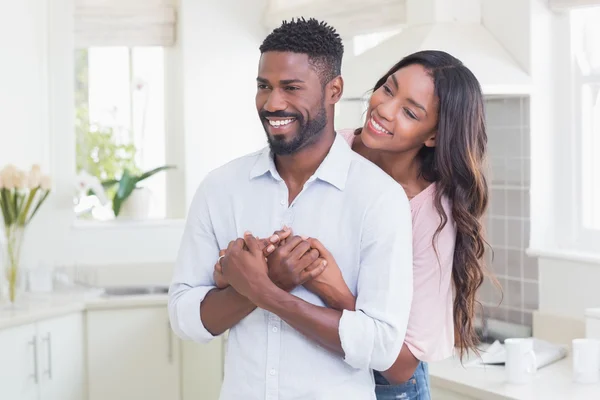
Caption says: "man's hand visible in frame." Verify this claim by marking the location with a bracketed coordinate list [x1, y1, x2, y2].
[304, 238, 356, 311]
[267, 235, 327, 292]
[213, 227, 294, 289]
[213, 250, 228, 289]
[220, 232, 272, 301]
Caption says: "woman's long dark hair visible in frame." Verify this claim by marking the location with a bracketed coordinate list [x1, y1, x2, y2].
[356, 50, 496, 359]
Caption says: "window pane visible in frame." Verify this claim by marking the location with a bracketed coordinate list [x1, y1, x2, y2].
[581, 83, 600, 230]
[74, 47, 168, 220]
[572, 7, 600, 76]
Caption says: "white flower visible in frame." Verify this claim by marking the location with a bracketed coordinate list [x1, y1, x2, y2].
[0, 165, 17, 190]
[28, 164, 42, 188]
[15, 170, 28, 190]
[75, 170, 108, 205]
[40, 175, 52, 190]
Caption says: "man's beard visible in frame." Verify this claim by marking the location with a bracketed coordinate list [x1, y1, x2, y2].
[260, 104, 327, 156]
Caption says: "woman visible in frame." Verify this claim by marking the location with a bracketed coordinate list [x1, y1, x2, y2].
[216, 50, 492, 400]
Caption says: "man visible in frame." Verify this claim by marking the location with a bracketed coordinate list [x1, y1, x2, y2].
[168, 18, 413, 400]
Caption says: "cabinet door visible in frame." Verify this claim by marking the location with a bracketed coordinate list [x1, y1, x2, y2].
[36, 313, 84, 400]
[0, 323, 40, 400]
[86, 307, 180, 400]
[181, 336, 224, 400]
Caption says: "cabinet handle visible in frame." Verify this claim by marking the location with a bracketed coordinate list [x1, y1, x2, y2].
[28, 336, 39, 384]
[167, 321, 173, 364]
[42, 333, 53, 379]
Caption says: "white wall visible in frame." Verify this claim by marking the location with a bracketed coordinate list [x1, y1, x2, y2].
[0, 0, 270, 269]
[180, 0, 268, 208]
[0, 0, 49, 169]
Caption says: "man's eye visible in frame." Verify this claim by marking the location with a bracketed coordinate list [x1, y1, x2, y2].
[285, 86, 300, 91]
[257, 84, 269, 90]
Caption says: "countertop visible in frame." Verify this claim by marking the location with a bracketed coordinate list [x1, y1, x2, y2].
[429, 347, 600, 399]
[0, 290, 168, 330]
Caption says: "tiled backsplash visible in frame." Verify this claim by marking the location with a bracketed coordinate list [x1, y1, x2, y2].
[479, 97, 538, 328]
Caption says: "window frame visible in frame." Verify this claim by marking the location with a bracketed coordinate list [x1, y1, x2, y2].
[571, 7, 600, 252]
[73, 45, 186, 223]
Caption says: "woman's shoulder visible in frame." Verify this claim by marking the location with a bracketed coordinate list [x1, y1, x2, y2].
[411, 183, 456, 240]
[337, 129, 356, 146]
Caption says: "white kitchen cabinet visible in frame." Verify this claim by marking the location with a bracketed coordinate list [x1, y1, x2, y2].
[0, 323, 39, 400]
[86, 306, 180, 400]
[36, 313, 84, 400]
[181, 335, 224, 400]
[0, 313, 84, 400]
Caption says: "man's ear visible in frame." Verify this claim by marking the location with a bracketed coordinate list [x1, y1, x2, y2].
[326, 75, 344, 105]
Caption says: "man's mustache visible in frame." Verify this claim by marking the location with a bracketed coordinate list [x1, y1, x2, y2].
[259, 110, 301, 120]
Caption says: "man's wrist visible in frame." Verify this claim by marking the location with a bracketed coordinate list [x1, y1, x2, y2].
[251, 280, 286, 311]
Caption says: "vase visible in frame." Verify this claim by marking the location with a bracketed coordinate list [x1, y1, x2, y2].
[1, 225, 25, 309]
[118, 187, 152, 219]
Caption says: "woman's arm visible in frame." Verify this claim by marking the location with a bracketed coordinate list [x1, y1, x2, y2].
[304, 266, 421, 384]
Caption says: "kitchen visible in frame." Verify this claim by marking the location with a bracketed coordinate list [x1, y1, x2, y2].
[0, 0, 599, 399]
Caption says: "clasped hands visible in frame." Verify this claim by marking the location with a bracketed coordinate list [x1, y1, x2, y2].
[213, 227, 350, 308]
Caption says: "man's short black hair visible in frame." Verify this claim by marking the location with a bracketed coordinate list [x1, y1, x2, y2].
[259, 18, 344, 84]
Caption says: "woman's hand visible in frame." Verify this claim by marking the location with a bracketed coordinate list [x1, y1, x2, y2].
[213, 227, 294, 289]
[303, 238, 356, 311]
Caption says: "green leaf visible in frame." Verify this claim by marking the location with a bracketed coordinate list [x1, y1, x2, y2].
[136, 165, 175, 183]
[0, 189, 11, 226]
[18, 187, 39, 225]
[26, 190, 50, 225]
[112, 169, 137, 217]
[1, 189, 14, 225]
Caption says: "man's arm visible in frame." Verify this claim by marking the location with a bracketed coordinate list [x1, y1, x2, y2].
[248, 184, 413, 370]
[168, 181, 255, 342]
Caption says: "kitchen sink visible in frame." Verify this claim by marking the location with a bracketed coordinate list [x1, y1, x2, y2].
[102, 285, 169, 296]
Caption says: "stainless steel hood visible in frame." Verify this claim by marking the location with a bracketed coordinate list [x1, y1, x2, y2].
[342, 0, 532, 98]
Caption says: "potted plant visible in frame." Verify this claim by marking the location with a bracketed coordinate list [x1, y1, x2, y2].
[0, 164, 52, 307]
[101, 166, 175, 219]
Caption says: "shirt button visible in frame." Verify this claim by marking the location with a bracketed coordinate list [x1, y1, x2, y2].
[280, 199, 286, 205]
[269, 369, 277, 376]
[272, 327, 278, 333]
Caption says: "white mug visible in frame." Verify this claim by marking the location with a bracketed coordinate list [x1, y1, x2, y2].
[572, 338, 600, 384]
[504, 338, 537, 384]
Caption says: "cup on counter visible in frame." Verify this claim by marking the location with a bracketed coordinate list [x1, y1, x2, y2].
[572, 338, 600, 384]
[504, 338, 537, 384]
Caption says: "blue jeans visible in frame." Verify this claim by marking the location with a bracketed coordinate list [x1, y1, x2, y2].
[374, 362, 431, 400]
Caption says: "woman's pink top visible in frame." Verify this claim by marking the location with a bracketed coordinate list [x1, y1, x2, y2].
[339, 129, 456, 362]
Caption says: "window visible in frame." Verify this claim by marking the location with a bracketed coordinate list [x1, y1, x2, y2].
[572, 6, 600, 231]
[74, 47, 170, 221]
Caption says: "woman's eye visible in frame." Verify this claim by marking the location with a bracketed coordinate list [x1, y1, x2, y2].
[383, 85, 393, 95]
[404, 108, 417, 120]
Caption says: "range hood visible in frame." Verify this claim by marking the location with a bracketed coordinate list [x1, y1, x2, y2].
[342, 0, 532, 98]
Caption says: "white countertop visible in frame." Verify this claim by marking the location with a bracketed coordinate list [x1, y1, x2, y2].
[429, 347, 600, 399]
[0, 290, 168, 330]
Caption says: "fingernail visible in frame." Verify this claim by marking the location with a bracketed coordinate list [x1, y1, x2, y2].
[269, 235, 279, 243]
[283, 225, 290, 231]
[322, 260, 327, 266]
[300, 235, 309, 240]
[266, 245, 275, 252]
[244, 231, 252, 236]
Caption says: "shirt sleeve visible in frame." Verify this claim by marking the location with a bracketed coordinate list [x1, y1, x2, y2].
[405, 197, 456, 362]
[338, 183, 414, 371]
[168, 180, 221, 343]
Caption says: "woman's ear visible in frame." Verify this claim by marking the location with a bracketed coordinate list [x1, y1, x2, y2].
[424, 131, 437, 148]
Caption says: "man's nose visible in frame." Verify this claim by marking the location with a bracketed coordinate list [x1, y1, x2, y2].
[263, 89, 287, 112]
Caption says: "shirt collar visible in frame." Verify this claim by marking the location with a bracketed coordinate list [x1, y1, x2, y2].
[249, 132, 353, 190]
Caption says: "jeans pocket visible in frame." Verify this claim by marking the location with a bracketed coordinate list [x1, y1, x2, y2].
[375, 378, 418, 400]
